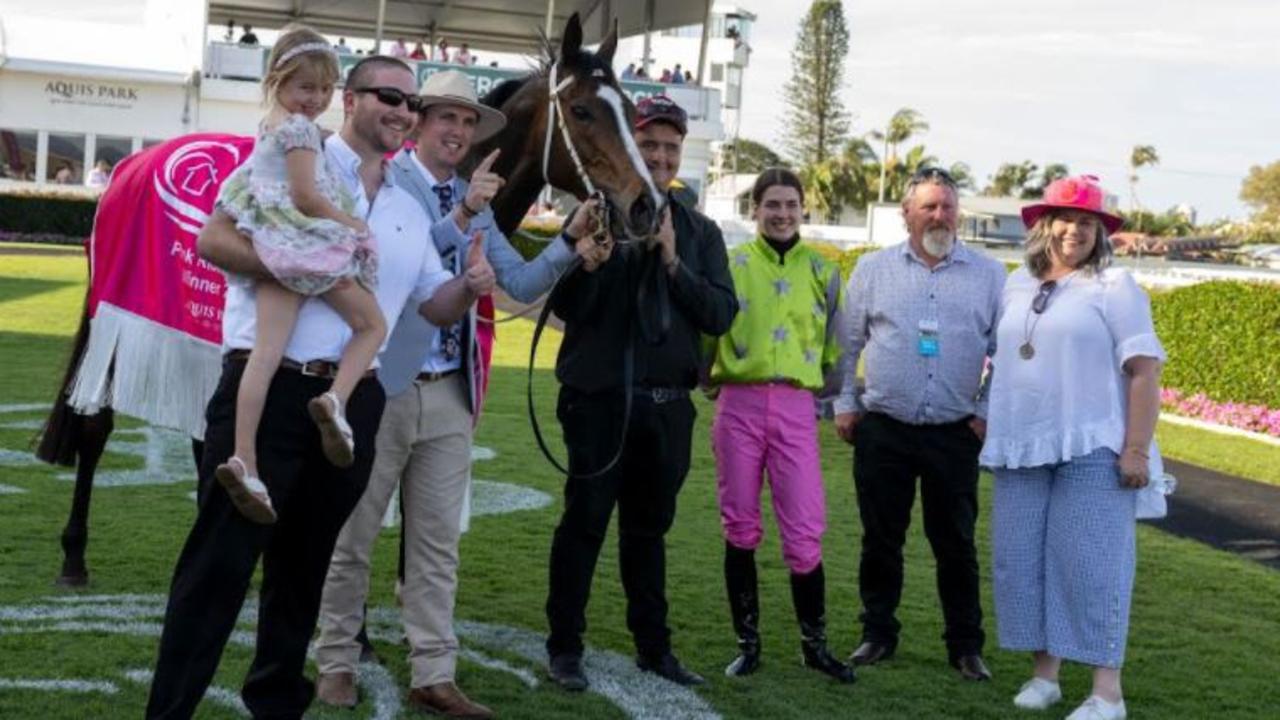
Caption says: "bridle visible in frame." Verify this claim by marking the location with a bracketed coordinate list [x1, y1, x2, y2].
[525, 61, 673, 480]
[541, 61, 615, 246]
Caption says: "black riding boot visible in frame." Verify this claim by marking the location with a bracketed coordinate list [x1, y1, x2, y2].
[724, 542, 761, 676]
[790, 563, 856, 684]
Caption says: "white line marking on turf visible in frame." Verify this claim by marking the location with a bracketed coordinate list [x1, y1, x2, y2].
[0, 483, 27, 494]
[459, 648, 540, 688]
[471, 445, 497, 462]
[123, 669, 247, 716]
[0, 678, 119, 694]
[0, 404, 51, 413]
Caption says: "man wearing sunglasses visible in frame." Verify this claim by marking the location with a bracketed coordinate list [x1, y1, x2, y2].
[314, 69, 600, 718]
[146, 56, 495, 719]
[834, 167, 1006, 682]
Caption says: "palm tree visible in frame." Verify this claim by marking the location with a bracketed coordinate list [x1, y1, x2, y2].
[1129, 144, 1159, 213]
[871, 108, 930, 202]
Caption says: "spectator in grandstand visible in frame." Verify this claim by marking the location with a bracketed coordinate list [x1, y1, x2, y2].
[238, 24, 259, 46]
[410, 41, 428, 60]
[390, 38, 409, 58]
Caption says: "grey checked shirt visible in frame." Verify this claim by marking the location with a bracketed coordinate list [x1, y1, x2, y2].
[834, 240, 1006, 424]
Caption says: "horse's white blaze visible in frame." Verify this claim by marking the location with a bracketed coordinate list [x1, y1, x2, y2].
[597, 86, 663, 213]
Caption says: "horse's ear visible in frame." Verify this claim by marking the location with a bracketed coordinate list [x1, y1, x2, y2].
[560, 12, 583, 60]
[597, 19, 618, 66]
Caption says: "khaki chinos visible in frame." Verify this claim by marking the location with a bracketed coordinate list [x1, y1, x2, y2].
[315, 372, 472, 688]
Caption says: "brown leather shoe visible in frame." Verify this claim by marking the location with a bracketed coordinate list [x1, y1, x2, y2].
[848, 640, 895, 666]
[315, 671, 357, 708]
[952, 654, 993, 681]
[407, 682, 494, 719]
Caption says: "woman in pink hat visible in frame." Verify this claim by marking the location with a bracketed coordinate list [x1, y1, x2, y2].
[979, 176, 1165, 720]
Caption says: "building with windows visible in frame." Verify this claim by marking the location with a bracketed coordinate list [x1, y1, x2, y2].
[1, 0, 727, 197]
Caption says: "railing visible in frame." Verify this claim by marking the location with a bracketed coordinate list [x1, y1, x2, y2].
[204, 42, 721, 124]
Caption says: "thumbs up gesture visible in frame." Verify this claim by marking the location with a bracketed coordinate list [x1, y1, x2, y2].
[463, 231, 496, 296]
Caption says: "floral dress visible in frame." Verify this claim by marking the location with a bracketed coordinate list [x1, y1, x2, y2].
[217, 113, 377, 295]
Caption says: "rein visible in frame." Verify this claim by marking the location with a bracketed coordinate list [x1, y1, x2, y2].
[519, 61, 673, 478]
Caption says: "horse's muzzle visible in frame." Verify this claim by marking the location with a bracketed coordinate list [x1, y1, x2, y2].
[627, 192, 658, 238]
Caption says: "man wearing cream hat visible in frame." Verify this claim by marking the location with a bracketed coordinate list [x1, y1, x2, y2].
[315, 68, 600, 717]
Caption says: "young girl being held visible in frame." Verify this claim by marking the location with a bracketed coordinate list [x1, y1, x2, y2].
[214, 25, 387, 524]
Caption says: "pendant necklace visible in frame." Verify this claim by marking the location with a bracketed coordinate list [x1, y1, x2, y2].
[1020, 273, 1074, 360]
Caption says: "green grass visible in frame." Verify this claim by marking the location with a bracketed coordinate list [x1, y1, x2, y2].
[2, 249, 1279, 718]
[1156, 419, 1280, 486]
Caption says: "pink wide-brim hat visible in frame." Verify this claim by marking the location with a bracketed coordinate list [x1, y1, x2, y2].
[1021, 175, 1125, 234]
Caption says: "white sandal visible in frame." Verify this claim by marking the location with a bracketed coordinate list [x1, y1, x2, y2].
[308, 391, 355, 468]
[215, 456, 277, 524]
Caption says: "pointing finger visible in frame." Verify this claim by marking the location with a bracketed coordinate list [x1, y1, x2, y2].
[475, 148, 501, 174]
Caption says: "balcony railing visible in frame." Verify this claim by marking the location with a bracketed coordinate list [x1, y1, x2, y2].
[205, 42, 720, 125]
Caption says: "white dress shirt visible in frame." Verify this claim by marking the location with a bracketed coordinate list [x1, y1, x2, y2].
[221, 134, 452, 364]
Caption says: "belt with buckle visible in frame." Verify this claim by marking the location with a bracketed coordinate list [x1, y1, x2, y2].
[415, 369, 460, 383]
[636, 386, 688, 404]
[225, 349, 375, 380]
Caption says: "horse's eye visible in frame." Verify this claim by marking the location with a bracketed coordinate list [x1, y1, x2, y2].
[570, 104, 592, 122]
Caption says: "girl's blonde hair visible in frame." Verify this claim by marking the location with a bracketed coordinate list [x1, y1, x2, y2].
[262, 24, 340, 108]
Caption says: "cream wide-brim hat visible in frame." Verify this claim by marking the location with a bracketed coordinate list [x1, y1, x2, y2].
[417, 70, 507, 143]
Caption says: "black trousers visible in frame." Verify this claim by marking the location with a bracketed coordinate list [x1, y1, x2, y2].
[146, 358, 384, 719]
[545, 386, 695, 659]
[852, 411, 985, 659]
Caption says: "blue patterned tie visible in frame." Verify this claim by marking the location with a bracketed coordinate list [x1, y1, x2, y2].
[432, 183, 453, 215]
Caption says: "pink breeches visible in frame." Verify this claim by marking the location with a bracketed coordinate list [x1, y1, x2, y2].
[712, 383, 827, 574]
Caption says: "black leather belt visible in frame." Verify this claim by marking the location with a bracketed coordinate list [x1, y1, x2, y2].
[415, 369, 460, 383]
[225, 349, 376, 380]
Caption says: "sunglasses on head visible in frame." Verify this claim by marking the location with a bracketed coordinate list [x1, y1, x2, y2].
[353, 86, 424, 113]
[1032, 280, 1058, 314]
[908, 166, 957, 189]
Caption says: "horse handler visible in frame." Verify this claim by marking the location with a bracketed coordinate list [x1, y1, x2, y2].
[543, 95, 738, 691]
[145, 57, 494, 719]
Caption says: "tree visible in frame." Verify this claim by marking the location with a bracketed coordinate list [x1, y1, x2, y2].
[782, 0, 850, 166]
[1129, 144, 1159, 213]
[870, 108, 929, 201]
[1240, 160, 1280, 223]
[983, 161, 1039, 198]
[719, 138, 785, 176]
[947, 162, 977, 193]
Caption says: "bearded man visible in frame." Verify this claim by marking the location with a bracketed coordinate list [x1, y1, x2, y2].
[833, 167, 1006, 682]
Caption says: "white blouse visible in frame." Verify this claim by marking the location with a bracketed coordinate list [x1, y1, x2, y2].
[980, 266, 1166, 469]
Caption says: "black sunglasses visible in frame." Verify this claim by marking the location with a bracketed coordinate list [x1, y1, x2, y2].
[353, 86, 424, 113]
[1032, 280, 1058, 314]
[909, 166, 957, 188]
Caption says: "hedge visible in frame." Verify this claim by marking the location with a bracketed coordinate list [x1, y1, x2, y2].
[0, 193, 97, 239]
[1151, 281, 1280, 408]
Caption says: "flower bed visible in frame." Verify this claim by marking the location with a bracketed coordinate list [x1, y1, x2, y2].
[1161, 388, 1280, 438]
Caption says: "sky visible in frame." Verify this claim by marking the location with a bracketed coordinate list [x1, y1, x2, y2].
[731, 0, 1280, 221]
[5, 0, 1276, 220]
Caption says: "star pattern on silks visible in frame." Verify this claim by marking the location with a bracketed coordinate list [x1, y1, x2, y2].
[772, 278, 792, 296]
[804, 348, 818, 364]
[738, 296, 750, 313]
[772, 325, 789, 343]
[734, 342, 749, 359]
[733, 253, 749, 267]
[812, 301, 825, 318]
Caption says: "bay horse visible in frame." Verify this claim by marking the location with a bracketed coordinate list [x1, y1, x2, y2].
[35, 12, 660, 586]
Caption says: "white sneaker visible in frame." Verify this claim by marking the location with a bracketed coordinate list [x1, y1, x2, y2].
[1065, 696, 1126, 720]
[1013, 677, 1062, 710]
